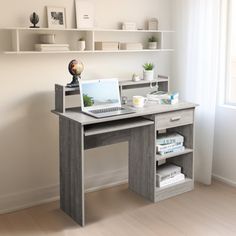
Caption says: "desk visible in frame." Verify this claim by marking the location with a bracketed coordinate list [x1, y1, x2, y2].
[53, 100, 196, 226]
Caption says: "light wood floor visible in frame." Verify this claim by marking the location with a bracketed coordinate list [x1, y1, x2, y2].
[0, 180, 236, 236]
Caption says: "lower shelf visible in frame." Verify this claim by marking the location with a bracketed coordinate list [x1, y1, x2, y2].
[155, 178, 193, 202]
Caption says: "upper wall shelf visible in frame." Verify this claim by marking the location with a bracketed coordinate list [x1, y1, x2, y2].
[1, 27, 174, 54]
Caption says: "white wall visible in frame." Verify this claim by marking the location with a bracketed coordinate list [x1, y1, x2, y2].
[213, 106, 236, 186]
[0, 0, 172, 212]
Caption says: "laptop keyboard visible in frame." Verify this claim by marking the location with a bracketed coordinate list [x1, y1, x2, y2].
[90, 107, 124, 114]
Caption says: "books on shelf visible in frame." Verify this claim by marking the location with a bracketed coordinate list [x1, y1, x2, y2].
[156, 132, 184, 145]
[119, 42, 143, 50]
[147, 91, 179, 104]
[95, 41, 119, 51]
[35, 44, 70, 51]
[156, 163, 185, 188]
[158, 173, 185, 187]
[156, 132, 185, 155]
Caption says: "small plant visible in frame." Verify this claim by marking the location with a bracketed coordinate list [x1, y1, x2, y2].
[148, 36, 158, 42]
[78, 37, 85, 41]
[143, 63, 154, 71]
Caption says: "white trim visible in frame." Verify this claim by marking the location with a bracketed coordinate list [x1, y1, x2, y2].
[212, 174, 236, 188]
[0, 168, 128, 214]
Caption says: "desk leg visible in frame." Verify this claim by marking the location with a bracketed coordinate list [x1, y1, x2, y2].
[59, 117, 85, 226]
[129, 124, 156, 202]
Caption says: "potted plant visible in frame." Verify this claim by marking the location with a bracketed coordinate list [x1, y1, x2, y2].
[77, 38, 86, 51]
[143, 62, 155, 81]
[148, 36, 158, 49]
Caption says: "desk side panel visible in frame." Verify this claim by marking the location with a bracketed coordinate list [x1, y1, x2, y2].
[59, 117, 85, 226]
[129, 124, 156, 202]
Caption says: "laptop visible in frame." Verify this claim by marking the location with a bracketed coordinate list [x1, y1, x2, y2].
[79, 79, 135, 118]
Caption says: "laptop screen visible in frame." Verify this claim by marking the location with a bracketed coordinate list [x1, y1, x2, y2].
[80, 79, 121, 109]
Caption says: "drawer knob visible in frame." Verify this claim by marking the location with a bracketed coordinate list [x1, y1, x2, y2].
[170, 116, 181, 122]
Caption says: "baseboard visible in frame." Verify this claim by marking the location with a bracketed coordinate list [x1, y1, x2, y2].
[212, 174, 236, 188]
[0, 168, 128, 214]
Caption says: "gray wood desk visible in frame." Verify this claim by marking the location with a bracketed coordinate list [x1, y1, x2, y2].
[52, 99, 197, 227]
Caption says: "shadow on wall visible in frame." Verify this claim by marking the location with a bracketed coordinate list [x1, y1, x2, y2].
[0, 91, 59, 195]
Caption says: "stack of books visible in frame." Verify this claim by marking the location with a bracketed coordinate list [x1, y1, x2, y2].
[119, 42, 143, 50]
[147, 91, 179, 104]
[95, 42, 119, 51]
[35, 44, 70, 51]
[156, 163, 185, 187]
[156, 132, 185, 155]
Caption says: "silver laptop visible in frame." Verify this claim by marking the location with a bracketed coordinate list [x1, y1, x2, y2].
[79, 79, 135, 118]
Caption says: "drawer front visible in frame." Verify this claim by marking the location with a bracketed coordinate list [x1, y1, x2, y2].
[156, 109, 194, 130]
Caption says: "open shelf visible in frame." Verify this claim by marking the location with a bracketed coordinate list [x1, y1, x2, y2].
[1, 27, 174, 54]
[155, 178, 193, 202]
[156, 148, 193, 161]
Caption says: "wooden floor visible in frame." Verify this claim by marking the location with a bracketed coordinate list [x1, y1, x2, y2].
[0, 180, 236, 236]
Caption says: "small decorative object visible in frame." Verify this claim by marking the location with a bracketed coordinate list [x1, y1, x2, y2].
[132, 73, 140, 82]
[75, 0, 94, 28]
[47, 6, 66, 29]
[148, 18, 158, 30]
[67, 59, 84, 87]
[121, 96, 128, 105]
[148, 36, 158, 49]
[39, 34, 55, 44]
[29, 12, 40, 28]
[143, 62, 155, 81]
[122, 22, 137, 30]
[77, 38, 86, 51]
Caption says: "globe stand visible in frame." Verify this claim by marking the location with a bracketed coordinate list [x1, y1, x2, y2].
[67, 75, 81, 88]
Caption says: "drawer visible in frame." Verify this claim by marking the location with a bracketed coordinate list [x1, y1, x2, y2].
[155, 109, 194, 130]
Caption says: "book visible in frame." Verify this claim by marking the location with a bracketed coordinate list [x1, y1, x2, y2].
[35, 44, 69, 51]
[95, 42, 119, 51]
[119, 43, 143, 50]
[156, 132, 184, 145]
[157, 173, 185, 188]
[158, 146, 185, 155]
[156, 164, 181, 183]
[147, 91, 179, 104]
[157, 142, 183, 152]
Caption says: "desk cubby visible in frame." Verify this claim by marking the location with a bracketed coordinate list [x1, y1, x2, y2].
[154, 110, 195, 202]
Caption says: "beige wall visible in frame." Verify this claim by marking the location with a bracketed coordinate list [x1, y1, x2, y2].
[0, 0, 172, 212]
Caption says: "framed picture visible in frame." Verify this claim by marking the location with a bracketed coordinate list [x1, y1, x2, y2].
[75, 1, 94, 29]
[47, 6, 66, 29]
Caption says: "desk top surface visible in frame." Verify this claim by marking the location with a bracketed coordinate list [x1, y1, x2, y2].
[52, 101, 197, 125]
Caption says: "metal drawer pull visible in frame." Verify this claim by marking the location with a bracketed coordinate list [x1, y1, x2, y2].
[170, 116, 181, 122]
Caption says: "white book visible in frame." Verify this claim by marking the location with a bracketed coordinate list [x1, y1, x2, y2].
[156, 164, 181, 182]
[157, 142, 183, 152]
[156, 132, 184, 145]
[158, 146, 185, 155]
[157, 173, 185, 188]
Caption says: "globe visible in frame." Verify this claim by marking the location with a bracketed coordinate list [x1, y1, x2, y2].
[67, 59, 84, 87]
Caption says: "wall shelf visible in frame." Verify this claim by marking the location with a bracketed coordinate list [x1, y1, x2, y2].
[1, 27, 174, 54]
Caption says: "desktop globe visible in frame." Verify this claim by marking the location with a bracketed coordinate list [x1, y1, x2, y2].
[67, 59, 84, 87]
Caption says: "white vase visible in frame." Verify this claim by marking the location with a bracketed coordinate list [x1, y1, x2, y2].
[148, 42, 158, 49]
[77, 41, 86, 51]
[143, 70, 154, 81]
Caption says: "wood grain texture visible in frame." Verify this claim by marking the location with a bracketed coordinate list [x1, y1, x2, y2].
[155, 109, 194, 130]
[84, 118, 154, 136]
[59, 117, 85, 226]
[55, 84, 65, 113]
[129, 124, 156, 202]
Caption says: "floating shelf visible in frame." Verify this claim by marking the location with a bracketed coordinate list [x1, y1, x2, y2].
[156, 148, 193, 161]
[1, 27, 174, 55]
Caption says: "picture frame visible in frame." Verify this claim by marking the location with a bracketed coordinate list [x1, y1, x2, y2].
[46, 6, 66, 29]
[75, 0, 94, 29]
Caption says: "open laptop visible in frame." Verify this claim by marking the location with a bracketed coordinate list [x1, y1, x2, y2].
[79, 79, 135, 118]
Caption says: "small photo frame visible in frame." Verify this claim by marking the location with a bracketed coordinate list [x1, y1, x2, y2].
[47, 6, 66, 29]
